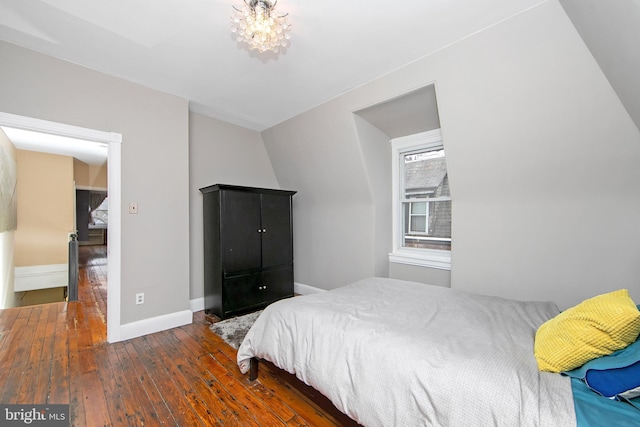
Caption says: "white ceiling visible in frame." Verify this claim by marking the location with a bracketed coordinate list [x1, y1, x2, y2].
[1, 126, 108, 165]
[0, 0, 549, 132]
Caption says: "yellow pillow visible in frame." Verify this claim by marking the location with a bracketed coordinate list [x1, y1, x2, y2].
[534, 289, 640, 373]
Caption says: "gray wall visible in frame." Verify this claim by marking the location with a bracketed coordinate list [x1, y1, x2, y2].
[261, 1, 640, 309]
[189, 112, 280, 301]
[351, 115, 392, 278]
[0, 40, 190, 325]
[560, 0, 640, 131]
[389, 263, 451, 288]
[262, 98, 378, 289]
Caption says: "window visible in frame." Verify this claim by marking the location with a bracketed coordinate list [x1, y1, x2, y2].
[390, 129, 451, 269]
[408, 201, 427, 233]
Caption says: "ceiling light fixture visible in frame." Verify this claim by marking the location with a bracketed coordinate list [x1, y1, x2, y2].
[230, 0, 291, 53]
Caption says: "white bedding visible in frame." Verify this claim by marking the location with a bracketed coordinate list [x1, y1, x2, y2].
[237, 277, 576, 427]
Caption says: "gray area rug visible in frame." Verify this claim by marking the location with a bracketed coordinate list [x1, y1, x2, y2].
[209, 310, 262, 349]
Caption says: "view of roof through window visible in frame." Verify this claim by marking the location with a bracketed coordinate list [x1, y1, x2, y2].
[402, 148, 450, 250]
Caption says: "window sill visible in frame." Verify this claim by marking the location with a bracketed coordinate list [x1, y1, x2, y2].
[389, 248, 451, 270]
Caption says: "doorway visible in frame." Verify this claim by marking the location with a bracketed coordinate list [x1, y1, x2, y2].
[0, 112, 122, 343]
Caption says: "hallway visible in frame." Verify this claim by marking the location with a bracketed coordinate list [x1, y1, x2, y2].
[77, 244, 107, 312]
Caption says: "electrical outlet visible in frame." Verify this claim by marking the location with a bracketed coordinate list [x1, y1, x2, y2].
[135, 293, 144, 305]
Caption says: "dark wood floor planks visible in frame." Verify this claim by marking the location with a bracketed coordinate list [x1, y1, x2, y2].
[0, 245, 359, 426]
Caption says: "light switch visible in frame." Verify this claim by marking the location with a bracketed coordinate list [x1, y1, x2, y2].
[129, 202, 138, 214]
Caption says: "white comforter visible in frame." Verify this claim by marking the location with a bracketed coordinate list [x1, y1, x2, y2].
[237, 277, 576, 427]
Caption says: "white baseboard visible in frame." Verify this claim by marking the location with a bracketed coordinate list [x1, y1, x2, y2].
[118, 309, 193, 341]
[15, 264, 68, 292]
[190, 296, 205, 312]
[294, 282, 326, 295]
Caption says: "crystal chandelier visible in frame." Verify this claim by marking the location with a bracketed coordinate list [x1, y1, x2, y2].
[230, 0, 291, 53]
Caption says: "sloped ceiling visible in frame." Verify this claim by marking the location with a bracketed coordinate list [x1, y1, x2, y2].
[355, 85, 440, 139]
[559, 0, 640, 132]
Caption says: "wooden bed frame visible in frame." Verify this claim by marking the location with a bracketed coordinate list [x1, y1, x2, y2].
[249, 357, 259, 381]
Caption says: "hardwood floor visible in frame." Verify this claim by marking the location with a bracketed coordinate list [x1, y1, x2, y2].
[0, 245, 359, 426]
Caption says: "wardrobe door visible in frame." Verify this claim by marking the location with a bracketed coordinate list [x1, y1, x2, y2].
[223, 273, 262, 314]
[221, 190, 262, 273]
[260, 267, 294, 305]
[260, 193, 293, 268]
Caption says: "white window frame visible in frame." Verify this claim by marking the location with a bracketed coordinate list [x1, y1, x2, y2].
[389, 129, 451, 270]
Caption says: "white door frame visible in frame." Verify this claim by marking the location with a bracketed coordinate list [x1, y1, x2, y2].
[0, 112, 123, 342]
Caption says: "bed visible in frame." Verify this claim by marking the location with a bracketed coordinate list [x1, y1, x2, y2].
[237, 277, 640, 426]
